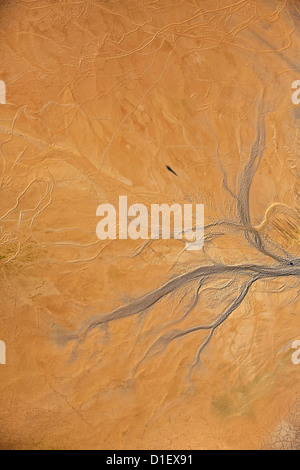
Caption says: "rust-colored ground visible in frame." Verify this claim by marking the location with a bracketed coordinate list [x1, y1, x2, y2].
[0, 0, 299, 450]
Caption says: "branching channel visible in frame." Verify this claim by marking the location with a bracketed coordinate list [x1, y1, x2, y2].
[56, 108, 300, 372]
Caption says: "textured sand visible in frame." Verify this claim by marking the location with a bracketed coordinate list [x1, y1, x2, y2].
[0, 0, 299, 450]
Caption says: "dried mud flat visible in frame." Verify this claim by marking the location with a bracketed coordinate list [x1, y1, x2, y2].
[0, 0, 299, 450]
